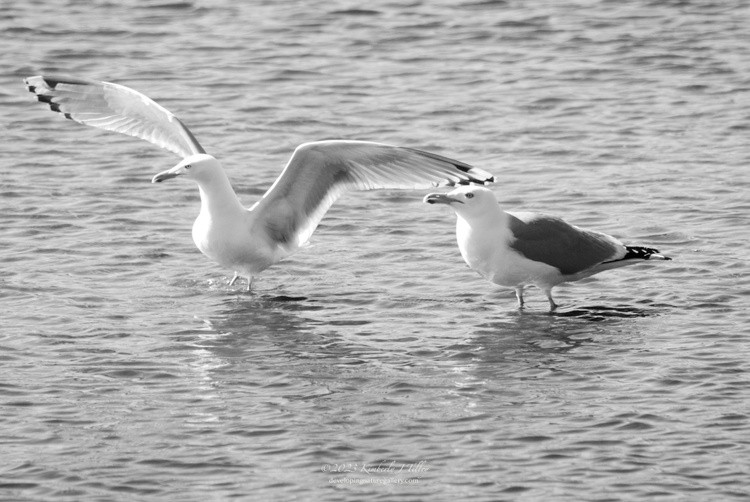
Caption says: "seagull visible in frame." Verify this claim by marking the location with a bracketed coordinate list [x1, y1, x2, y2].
[424, 186, 671, 310]
[24, 75, 495, 291]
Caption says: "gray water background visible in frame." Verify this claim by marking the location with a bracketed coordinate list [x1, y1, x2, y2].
[1, 0, 749, 500]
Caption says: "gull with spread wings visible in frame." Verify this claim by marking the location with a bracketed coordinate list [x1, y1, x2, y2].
[25, 76, 495, 290]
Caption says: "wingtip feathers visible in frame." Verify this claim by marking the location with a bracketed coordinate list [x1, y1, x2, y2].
[26, 76, 65, 117]
[623, 246, 672, 261]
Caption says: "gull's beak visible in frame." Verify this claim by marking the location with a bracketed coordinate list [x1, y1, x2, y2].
[151, 164, 186, 183]
[423, 193, 462, 205]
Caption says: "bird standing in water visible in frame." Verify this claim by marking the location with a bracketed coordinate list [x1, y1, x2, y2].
[25, 75, 496, 291]
[425, 186, 671, 310]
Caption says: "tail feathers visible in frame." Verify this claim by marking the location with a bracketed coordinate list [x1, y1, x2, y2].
[622, 245, 672, 261]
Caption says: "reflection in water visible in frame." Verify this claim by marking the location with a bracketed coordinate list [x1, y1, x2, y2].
[552, 300, 671, 321]
[188, 293, 326, 362]
[439, 307, 653, 401]
[179, 292, 668, 404]
[182, 291, 667, 387]
[182, 293, 383, 402]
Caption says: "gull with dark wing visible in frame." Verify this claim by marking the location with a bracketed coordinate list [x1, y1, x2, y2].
[25, 75, 495, 290]
[425, 186, 671, 310]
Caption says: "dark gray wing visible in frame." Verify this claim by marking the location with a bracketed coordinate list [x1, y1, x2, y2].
[507, 212, 626, 275]
[25, 75, 205, 158]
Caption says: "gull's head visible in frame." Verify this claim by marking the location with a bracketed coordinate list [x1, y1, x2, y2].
[151, 154, 220, 183]
[423, 185, 499, 217]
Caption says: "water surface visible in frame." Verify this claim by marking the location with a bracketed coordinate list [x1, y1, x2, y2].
[2, 0, 749, 500]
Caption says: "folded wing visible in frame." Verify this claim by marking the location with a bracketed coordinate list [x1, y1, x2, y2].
[25, 75, 205, 158]
[507, 212, 626, 275]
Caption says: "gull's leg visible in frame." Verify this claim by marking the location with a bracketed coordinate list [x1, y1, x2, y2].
[246, 276, 253, 293]
[543, 288, 558, 311]
[514, 287, 525, 309]
[229, 272, 239, 286]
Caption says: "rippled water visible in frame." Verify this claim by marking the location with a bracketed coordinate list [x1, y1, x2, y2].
[2, 0, 749, 500]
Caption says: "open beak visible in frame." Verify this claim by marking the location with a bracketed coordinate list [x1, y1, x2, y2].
[423, 193, 462, 205]
[151, 164, 186, 183]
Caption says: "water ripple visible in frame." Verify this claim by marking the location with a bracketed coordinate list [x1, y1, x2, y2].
[2, 0, 750, 500]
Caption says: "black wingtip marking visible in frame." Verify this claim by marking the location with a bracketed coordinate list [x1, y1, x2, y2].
[36, 94, 53, 104]
[49, 102, 61, 113]
[40, 75, 95, 90]
[622, 246, 671, 261]
[457, 174, 495, 186]
[27, 84, 36, 93]
[42, 77, 59, 89]
[456, 162, 496, 185]
[64, 113, 73, 120]
[42, 76, 63, 89]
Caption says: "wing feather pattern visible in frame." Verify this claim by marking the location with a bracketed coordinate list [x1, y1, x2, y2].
[507, 212, 626, 275]
[253, 140, 495, 249]
[25, 75, 205, 158]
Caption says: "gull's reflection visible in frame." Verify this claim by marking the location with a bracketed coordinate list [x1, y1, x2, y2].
[426, 299, 669, 417]
[180, 291, 378, 397]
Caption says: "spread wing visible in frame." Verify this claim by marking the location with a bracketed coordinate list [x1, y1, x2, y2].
[25, 75, 205, 158]
[253, 140, 496, 249]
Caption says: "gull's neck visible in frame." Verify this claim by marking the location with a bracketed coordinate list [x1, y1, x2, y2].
[456, 203, 506, 230]
[455, 203, 511, 277]
[195, 170, 245, 218]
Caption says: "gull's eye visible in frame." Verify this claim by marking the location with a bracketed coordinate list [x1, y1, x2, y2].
[465, 193, 474, 199]
[184, 164, 192, 169]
